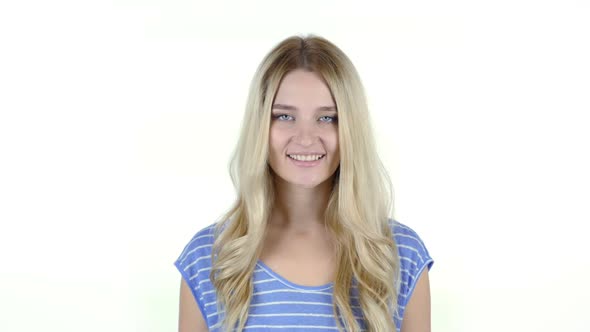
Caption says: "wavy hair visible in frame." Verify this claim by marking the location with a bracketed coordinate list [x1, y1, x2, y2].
[209, 34, 400, 332]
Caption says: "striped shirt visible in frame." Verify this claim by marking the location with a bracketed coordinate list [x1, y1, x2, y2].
[174, 219, 433, 331]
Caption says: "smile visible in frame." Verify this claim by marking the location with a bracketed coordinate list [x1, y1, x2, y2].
[287, 154, 325, 161]
[287, 154, 325, 167]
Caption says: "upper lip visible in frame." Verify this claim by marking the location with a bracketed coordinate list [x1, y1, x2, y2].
[287, 152, 325, 155]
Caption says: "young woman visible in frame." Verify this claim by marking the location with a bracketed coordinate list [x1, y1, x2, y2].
[175, 35, 433, 332]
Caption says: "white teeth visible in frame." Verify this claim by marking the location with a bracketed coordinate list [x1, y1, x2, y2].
[288, 154, 324, 161]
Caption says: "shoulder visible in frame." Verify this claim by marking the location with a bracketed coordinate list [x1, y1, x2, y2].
[179, 223, 217, 253]
[389, 218, 432, 266]
[173, 222, 219, 326]
[174, 222, 218, 287]
[388, 218, 434, 320]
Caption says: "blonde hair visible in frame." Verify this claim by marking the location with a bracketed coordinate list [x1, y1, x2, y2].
[210, 34, 400, 332]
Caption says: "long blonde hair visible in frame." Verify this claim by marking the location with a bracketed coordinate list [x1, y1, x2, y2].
[210, 34, 400, 332]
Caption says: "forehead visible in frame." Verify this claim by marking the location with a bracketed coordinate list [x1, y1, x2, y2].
[273, 69, 335, 106]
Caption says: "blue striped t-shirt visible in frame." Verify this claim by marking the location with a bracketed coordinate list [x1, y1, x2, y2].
[174, 219, 433, 331]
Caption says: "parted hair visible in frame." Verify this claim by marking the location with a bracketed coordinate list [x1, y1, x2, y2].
[209, 34, 400, 332]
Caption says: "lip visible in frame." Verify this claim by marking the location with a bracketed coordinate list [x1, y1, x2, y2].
[287, 154, 325, 167]
[287, 152, 325, 156]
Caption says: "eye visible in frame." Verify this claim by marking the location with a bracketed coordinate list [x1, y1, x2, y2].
[273, 114, 294, 121]
[319, 115, 338, 123]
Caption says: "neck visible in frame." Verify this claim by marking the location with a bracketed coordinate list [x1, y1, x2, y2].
[269, 176, 335, 233]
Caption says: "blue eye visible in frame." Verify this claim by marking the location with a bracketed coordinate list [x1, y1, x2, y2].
[274, 114, 294, 121]
[272, 114, 337, 123]
[320, 116, 338, 123]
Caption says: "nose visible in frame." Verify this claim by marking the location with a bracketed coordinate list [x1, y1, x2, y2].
[293, 120, 319, 147]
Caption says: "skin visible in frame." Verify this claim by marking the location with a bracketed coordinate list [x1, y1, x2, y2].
[401, 269, 432, 332]
[258, 69, 341, 287]
[178, 278, 207, 332]
[267, 69, 340, 232]
[178, 69, 431, 331]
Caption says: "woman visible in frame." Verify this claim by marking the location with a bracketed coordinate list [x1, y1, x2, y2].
[175, 35, 433, 332]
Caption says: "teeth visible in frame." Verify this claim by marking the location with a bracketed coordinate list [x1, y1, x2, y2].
[288, 154, 324, 161]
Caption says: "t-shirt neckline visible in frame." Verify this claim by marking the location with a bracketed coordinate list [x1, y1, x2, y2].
[256, 259, 334, 291]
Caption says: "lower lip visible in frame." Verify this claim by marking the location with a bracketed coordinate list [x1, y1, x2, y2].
[288, 155, 325, 167]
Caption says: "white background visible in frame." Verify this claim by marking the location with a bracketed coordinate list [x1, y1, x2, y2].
[1, 1, 589, 331]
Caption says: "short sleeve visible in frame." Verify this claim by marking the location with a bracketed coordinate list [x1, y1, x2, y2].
[173, 224, 217, 322]
[390, 219, 434, 321]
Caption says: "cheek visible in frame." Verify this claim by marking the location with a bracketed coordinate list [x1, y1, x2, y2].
[269, 129, 285, 151]
[328, 132, 339, 152]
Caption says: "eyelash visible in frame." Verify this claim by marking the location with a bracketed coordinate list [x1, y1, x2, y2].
[273, 114, 338, 123]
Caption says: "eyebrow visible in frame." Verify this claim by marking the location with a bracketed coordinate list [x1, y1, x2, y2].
[272, 104, 337, 112]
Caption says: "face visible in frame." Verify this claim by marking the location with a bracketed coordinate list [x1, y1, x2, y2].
[268, 69, 340, 189]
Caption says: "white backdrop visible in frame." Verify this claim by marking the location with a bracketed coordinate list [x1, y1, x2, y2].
[1, 1, 589, 331]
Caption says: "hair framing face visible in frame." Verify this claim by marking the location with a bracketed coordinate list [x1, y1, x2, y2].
[211, 35, 398, 332]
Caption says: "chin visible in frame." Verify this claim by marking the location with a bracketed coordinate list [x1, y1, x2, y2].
[287, 176, 332, 189]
